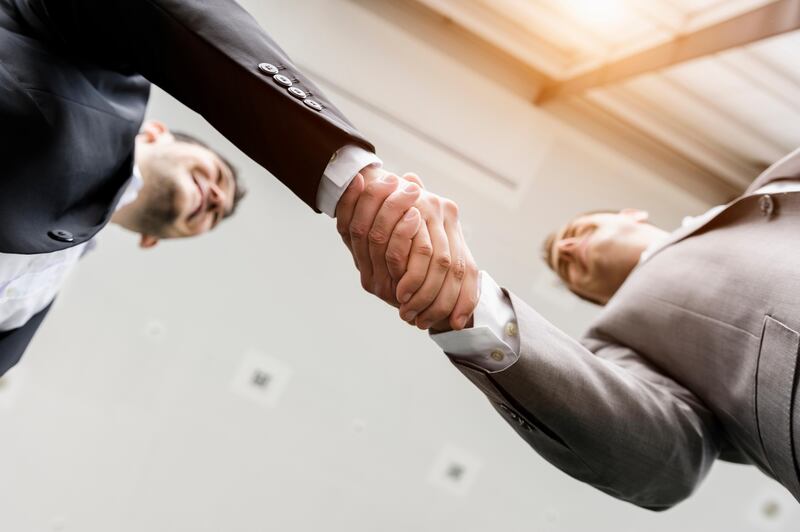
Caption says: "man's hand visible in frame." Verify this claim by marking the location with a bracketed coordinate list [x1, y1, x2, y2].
[336, 168, 420, 303]
[335, 166, 479, 331]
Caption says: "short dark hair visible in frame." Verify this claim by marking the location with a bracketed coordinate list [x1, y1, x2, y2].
[171, 131, 247, 218]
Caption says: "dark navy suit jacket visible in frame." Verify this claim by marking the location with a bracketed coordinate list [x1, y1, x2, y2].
[0, 0, 374, 375]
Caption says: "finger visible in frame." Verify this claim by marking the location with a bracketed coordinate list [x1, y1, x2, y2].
[350, 173, 400, 291]
[385, 207, 421, 283]
[448, 234, 480, 330]
[368, 182, 421, 302]
[396, 221, 432, 315]
[415, 211, 466, 329]
[398, 214, 450, 323]
[398, 307, 418, 327]
[335, 173, 364, 253]
[402, 172, 425, 189]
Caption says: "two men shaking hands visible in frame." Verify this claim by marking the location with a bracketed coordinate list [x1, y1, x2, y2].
[334, 165, 479, 334]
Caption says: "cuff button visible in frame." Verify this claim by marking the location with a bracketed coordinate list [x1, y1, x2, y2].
[273, 74, 293, 87]
[288, 86, 307, 99]
[304, 99, 323, 111]
[258, 62, 279, 75]
[505, 322, 518, 337]
[490, 350, 504, 362]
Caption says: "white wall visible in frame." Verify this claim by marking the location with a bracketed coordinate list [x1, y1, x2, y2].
[1, 1, 796, 531]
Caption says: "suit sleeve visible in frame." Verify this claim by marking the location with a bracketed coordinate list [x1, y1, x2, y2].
[20, 0, 374, 210]
[449, 290, 722, 511]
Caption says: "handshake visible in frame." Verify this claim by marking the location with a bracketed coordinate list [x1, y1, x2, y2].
[335, 165, 479, 332]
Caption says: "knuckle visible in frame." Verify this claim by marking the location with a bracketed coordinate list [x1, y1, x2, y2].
[435, 253, 452, 270]
[385, 249, 406, 268]
[362, 185, 381, 202]
[443, 199, 459, 217]
[451, 257, 466, 280]
[368, 228, 388, 245]
[415, 242, 434, 258]
[349, 222, 369, 240]
[382, 197, 401, 212]
[364, 180, 382, 194]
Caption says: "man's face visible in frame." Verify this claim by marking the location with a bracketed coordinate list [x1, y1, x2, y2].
[549, 210, 657, 304]
[139, 140, 236, 237]
[129, 122, 237, 247]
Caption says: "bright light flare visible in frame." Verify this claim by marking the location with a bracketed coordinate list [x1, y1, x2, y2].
[560, 0, 631, 28]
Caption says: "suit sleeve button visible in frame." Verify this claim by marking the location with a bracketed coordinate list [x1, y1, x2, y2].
[304, 99, 323, 111]
[273, 74, 293, 87]
[288, 86, 307, 99]
[257, 62, 279, 75]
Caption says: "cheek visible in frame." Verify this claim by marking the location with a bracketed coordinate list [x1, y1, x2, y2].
[590, 226, 625, 259]
[174, 174, 197, 213]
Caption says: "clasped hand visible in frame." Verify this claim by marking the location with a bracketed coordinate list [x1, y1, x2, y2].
[335, 166, 478, 331]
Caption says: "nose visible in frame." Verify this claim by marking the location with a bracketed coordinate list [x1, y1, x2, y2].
[207, 181, 226, 210]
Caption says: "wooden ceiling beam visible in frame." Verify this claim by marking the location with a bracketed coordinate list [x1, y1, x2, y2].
[537, 0, 800, 102]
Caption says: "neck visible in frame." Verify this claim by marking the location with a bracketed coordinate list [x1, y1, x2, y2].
[638, 224, 670, 249]
[110, 203, 137, 231]
[110, 145, 147, 232]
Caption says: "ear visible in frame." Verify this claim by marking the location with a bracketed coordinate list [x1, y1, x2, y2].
[138, 120, 170, 144]
[620, 208, 649, 223]
[139, 234, 160, 249]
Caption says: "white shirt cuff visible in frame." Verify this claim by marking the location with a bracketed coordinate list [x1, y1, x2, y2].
[316, 145, 382, 217]
[430, 271, 520, 372]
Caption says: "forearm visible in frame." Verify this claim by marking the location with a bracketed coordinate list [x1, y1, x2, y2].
[441, 288, 721, 509]
[31, 0, 373, 208]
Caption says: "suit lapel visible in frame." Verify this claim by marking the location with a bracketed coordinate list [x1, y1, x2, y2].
[643, 147, 800, 265]
[746, 146, 800, 193]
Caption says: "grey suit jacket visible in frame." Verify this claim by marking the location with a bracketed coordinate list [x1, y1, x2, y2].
[451, 148, 800, 510]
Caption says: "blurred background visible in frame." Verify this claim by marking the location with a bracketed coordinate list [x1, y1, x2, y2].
[2, 0, 800, 530]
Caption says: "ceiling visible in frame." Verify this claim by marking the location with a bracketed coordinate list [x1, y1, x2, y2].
[398, 0, 800, 200]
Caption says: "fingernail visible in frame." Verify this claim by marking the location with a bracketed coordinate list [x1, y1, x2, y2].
[403, 311, 417, 321]
[378, 173, 397, 184]
[400, 292, 412, 303]
[403, 182, 419, 193]
[403, 209, 417, 221]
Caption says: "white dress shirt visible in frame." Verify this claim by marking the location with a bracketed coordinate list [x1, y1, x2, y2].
[430, 180, 800, 372]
